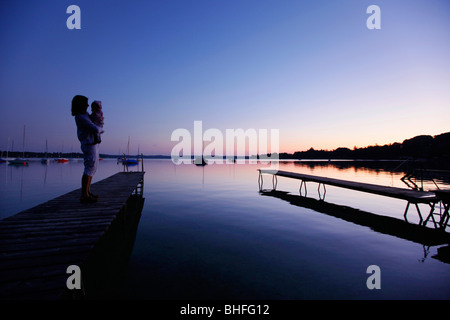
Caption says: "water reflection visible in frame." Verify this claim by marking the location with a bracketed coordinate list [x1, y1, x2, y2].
[260, 190, 450, 246]
[62, 193, 145, 299]
[42, 160, 48, 185]
[2, 159, 450, 299]
[259, 189, 450, 262]
[433, 245, 450, 264]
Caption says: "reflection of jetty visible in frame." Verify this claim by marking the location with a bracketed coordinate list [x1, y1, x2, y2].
[259, 190, 450, 263]
[0, 171, 145, 299]
[260, 190, 450, 246]
[258, 170, 449, 230]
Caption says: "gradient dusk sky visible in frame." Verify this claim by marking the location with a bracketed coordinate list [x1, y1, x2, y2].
[1, 0, 449, 156]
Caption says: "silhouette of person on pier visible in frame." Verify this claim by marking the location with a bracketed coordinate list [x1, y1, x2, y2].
[90, 100, 104, 144]
[72, 95, 104, 203]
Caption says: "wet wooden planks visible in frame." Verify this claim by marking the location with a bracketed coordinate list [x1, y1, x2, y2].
[0, 171, 144, 300]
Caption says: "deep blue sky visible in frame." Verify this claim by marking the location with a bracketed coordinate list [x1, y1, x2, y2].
[1, 0, 449, 155]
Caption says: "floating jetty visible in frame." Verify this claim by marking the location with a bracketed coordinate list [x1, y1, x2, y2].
[0, 171, 145, 300]
[258, 169, 449, 230]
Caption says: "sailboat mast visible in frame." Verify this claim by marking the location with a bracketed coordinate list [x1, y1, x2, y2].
[22, 125, 25, 158]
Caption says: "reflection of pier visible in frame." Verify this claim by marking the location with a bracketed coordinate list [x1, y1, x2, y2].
[259, 190, 450, 247]
[258, 170, 449, 230]
[0, 172, 145, 299]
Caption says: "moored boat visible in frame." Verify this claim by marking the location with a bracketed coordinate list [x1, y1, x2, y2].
[9, 125, 28, 165]
[41, 139, 50, 164]
[121, 158, 139, 165]
[9, 158, 28, 165]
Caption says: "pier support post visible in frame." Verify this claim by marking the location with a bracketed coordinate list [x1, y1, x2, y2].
[423, 202, 437, 228]
[318, 183, 326, 201]
[404, 202, 426, 225]
[258, 170, 278, 191]
[258, 170, 263, 191]
[424, 201, 449, 229]
[403, 202, 410, 222]
[441, 202, 450, 229]
[299, 180, 307, 197]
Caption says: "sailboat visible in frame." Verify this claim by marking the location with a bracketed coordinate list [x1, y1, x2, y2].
[121, 137, 138, 165]
[1, 138, 10, 163]
[194, 140, 207, 166]
[9, 125, 28, 165]
[55, 142, 69, 163]
[0, 150, 6, 163]
[41, 139, 50, 164]
[194, 156, 208, 166]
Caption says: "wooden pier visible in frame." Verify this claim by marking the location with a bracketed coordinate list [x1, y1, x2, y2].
[0, 171, 145, 300]
[258, 169, 449, 229]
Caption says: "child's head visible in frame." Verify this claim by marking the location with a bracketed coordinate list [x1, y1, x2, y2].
[91, 100, 102, 112]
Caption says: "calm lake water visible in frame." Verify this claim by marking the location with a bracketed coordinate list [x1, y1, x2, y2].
[1, 159, 449, 300]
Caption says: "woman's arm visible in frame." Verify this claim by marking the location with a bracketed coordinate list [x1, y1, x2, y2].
[76, 114, 101, 134]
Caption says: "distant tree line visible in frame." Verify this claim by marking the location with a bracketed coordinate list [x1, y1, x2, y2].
[0, 151, 168, 159]
[0, 151, 85, 159]
[2, 132, 449, 161]
[278, 132, 450, 160]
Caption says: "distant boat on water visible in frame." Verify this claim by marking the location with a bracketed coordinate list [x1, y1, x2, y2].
[9, 158, 29, 165]
[0, 151, 6, 163]
[121, 158, 139, 165]
[41, 139, 50, 164]
[194, 157, 208, 166]
[194, 141, 208, 166]
[119, 136, 139, 166]
[54, 141, 69, 163]
[9, 125, 28, 166]
[118, 156, 139, 165]
[117, 157, 137, 165]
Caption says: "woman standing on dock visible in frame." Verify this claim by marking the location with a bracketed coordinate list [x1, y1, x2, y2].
[72, 95, 103, 203]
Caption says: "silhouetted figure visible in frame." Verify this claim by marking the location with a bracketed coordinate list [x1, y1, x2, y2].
[90, 100, 104, 144]
[72, 95, 103, 203]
